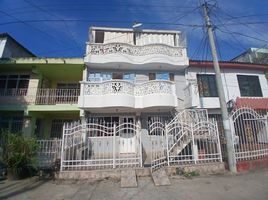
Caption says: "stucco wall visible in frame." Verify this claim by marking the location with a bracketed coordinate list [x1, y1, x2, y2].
[186, 67, 268, 109]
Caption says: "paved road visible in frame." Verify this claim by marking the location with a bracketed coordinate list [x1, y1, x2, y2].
[0, 170, 268, 200]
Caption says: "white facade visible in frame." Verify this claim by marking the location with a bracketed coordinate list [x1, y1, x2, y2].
[79, 27, 188, 116]
[84, 27, 188, 69]
[184, 65, 268, 110]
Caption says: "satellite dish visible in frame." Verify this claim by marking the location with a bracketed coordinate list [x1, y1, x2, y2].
[132, 22, 143, 29]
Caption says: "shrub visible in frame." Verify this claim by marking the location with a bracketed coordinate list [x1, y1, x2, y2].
[0, 132, 39, 179]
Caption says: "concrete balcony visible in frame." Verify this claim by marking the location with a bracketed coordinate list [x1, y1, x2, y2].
[84, 42, 188, 69]
[78, 80, 177, 109]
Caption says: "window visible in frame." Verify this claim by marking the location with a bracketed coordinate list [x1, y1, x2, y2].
[112, 72, 123, 79]
[51, 119, 79, 138]
[149, 72, 174, 81]
[156, 72, 169, 80]
[169, 73, 175, 81]
[88, 72, 136, 82]
[123, 73, 135, 82]
[0, 75, 30, 96]
[237, 75, 262, 97]
[57, 83, 80, 89]
[149, 73, 156, 80]
[197, 74, 218, 97]
[0, 116, 23, 133]
[95, 30, 104, 43]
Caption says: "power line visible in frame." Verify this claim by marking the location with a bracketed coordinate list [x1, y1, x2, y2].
[23, 0, 82, 54]
[0, 19, 202, 27]
[217, 28, 268, 44]
[0, 9, 72, 50]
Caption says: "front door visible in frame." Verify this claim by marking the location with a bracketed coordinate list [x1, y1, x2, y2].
[119, 116, 136, 154]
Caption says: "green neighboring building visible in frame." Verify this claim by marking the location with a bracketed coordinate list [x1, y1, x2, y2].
[0, 56, 84, 138]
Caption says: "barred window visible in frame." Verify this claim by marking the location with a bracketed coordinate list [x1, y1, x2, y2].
[197, 74, 218, 97]
[237, 75, 262, 97]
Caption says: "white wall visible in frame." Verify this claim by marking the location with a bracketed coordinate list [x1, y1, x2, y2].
[0, 38, 7, 57]
[186, 67, 268, 109]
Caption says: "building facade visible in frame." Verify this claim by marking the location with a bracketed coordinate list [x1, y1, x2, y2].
[1, 28, 268, 172]
[0, 57, 83, 139]
[78, 27, 189, 130]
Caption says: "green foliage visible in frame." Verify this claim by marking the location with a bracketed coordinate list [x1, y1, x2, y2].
[0, 132, 39, 178]
[183, 170, 200, 178]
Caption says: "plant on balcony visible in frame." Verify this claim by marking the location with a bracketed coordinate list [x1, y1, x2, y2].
[0, 132, 39, 180]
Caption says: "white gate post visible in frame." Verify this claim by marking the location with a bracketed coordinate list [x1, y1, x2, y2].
[191, 123, 198, 164]
[265, 114, 268, 143]
[229, 116, 237, 163]
[137, 120, 143, 167]
[165, 122, 170, 166]
[113, 123, 116, 168]
[60, 123, 66, 171]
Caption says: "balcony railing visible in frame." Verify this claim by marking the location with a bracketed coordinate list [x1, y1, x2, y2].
[35, 89, 80, 105]
[0, 88, 80, 105]
[84, 80, 134, 95]
[81, 80, 174, 96]
[86, 42, 184, 57]
[0, 88, 28, 96]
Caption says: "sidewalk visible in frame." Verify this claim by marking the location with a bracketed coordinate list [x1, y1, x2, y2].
[0, 169, 268, 200]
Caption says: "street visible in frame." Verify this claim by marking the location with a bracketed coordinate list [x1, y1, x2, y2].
[0, 169, 268, 200]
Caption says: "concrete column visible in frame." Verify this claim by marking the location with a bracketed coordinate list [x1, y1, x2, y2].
[22, 116, 33, 137]
[43, 118, 52, 139]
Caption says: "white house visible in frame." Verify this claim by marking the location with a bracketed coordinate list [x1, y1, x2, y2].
[185, 60, 268, 113]
[78, 26, 189, 129]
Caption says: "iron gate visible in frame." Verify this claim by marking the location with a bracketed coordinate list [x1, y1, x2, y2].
[60, 121, 142, 171]
[149, 109, 222, 171]
[230, 107, 268, 161]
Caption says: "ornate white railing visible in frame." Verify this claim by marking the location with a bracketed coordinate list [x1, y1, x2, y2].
[134, 80, 173, 96]
[81, 80, 175, 96]
[86, 42, 184, 57]
[84, 80, 134, 95]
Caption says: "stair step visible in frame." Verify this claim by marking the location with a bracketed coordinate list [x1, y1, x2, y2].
[121, 169, 138, 188]
[151, 168, 171, 186]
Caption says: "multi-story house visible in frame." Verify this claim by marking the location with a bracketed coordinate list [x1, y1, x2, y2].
[78, 26, 188, 129]
[184, 60, 268, 162]
[0, 57, 83, 139]
[1, 28, 267, 173]
[185, 60, 268, 113]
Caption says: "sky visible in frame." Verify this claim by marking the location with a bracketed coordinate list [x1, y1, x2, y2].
[0, 0, 267, 60]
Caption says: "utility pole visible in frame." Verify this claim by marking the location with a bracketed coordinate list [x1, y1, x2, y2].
[202, 2, 237, 173]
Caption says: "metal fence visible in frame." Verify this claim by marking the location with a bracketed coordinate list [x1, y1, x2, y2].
[60, 121, 142, 171]
[37, 139, 62, 169]
[149, 109, 222, 172]
[230, 107, 268, 161]
[35, 88, 80, 105]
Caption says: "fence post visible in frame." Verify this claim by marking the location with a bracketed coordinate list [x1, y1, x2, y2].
[229, 116, 237, 164]
[215, 119, 223, 162]
[137, 120, 143, 167]
[60, 123, 65, 171]
[191, 123, 197, 164]
[113, 123, 116, 169]
[265, 114, 268, 144]
[165, 122, 170, 166]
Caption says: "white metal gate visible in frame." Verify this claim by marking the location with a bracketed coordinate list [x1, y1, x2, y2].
[230, 107, 268, 161]
[149, 109, 222, 171]
[60, 121, 142, 171]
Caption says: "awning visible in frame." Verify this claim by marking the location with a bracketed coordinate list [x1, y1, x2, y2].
[236, 97, 268, 110]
